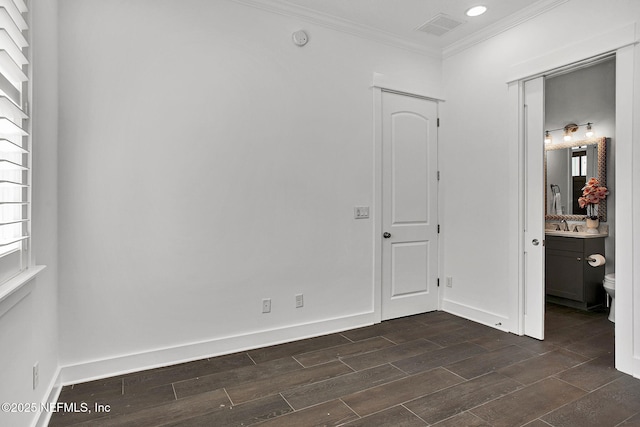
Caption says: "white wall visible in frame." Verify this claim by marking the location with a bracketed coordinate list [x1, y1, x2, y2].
[57, 0, 441, 379]
[440, 0, 639, 375]
[0, 1, 60, 426]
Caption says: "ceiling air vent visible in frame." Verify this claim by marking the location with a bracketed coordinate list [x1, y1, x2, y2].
[416, 13, 465, 36]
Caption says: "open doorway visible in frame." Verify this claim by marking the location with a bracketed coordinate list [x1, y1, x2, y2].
[543, 57, 616, 339]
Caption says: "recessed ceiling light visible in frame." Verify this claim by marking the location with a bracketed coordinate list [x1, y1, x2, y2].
[466, 5, 487, 17]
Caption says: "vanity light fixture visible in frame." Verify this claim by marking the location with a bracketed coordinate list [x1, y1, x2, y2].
[544, 122, 594, 143]
[585, 122, 594, 138]
[466, 5, 487, 17]
[563, 123, 578, 141]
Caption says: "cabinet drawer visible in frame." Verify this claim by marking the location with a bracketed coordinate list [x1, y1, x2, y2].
[546, 236, 583, 252]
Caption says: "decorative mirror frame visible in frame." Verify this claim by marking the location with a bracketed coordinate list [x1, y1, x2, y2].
[544, 136, 607, 222]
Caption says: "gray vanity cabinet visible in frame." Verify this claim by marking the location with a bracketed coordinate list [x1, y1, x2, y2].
[545, 235, 605, 310]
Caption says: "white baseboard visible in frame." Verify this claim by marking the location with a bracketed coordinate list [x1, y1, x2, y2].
[58, 311, 376, 386]
[33, 366, 62, 427]
[441, 299, 510, 333]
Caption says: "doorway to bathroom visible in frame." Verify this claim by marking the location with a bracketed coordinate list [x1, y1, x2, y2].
[515, 28, 636, 376]
[542, 56, 616, 333]
[522, 55, 616, 340]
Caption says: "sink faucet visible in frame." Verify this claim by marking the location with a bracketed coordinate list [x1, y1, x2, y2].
[561, 219, 569, 231]
[554, 223, 561, 231]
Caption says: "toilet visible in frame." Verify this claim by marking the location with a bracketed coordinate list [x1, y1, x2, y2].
[603, 273, 615, 322]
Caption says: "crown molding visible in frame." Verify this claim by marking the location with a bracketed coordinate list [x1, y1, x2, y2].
[230, 0, 570, 60]
[442, 0, 569, 58]
[229, 0, 442, 58]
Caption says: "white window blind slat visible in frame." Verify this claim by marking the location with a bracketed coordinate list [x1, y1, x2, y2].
[0, 50, 27, 88]
[0, 2, 27, 31]
[0, 95, 26, 119]
[10, 0, 26, 14]
[0, 30, 27, 66]
[0, 0, 28, 274]
[0, 8, 27, 48]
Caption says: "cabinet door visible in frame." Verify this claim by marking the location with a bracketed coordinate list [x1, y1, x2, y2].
[545, 249, 584, 301]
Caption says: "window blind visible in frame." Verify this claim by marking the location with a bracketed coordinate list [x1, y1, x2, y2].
[0, 0, 29, 283]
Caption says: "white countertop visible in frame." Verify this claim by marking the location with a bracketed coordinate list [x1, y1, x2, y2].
[545, 230, 608, 239]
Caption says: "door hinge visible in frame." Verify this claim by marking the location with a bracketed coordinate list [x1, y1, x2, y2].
[438, 224, 440, 233]
[437, 278, 440, 287]
[437, 118, 440, 127]
[437, 170, 440, 181]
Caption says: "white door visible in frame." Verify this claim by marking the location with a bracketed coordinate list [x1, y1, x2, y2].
[523, 78, 546, 339]
[381, 91, 439, 321]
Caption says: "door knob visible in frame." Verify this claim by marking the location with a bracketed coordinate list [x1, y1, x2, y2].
[532, 239, 540, 246]
[383, 232, 391, 238]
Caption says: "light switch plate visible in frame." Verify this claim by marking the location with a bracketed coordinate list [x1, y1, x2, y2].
[354, 206, 369, 219]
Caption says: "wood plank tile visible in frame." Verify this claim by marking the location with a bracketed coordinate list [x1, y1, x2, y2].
[66, 389, 230, 427]
[444, 345, 537, 380]
[248, 333, 350, 364]
[380, 319, 467, 344]
[341, 317, 427, 342]
[173, 356, 303, 399]
[294, 336, 394, 367]
[469, 331, 551, 353]
[123, 352, 254, 393]
[52, 384, 175, 425]
[392, 342, 487, 375]
[544, 318, 611, 346]
[341, 339, 440, 371]
[255, 399, 358, 426]
[431, 411, 492, 427]
[619, 413, 640, 426]
[226, 360, 353, 404]
[541, 375, 640, 427]
[563, 329, 615, 358]
[430, 322, 504, 344]
[162, 394, 293, 427]
[510, 336, 559, 355]
[341, 367, 463, 417]
[411, 310, 470, 326]
[497, 349, 589, 385]
[423, 327, 508, 348]
[554, 352, 623, 391]
[57, 376, 123, 402]
[282, 363, 406, 410]
[470, 378, 586, 427]
[341, 405, 427, 426]
[522, 420, 555, 427]
[404, 372, 522, 425]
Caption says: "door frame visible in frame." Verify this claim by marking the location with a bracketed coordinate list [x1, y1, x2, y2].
[372, 75, 444, 323]
[510, 29, 637, 375]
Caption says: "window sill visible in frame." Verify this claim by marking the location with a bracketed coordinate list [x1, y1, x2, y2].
[0, 266, 46, 314]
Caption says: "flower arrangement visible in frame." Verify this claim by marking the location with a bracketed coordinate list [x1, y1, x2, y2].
[578, 177, 609, 219]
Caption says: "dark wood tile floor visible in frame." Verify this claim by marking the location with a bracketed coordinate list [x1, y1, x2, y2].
[49, 303, 640, 426]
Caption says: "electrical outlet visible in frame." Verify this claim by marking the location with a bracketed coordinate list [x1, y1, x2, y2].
[354, 206, 369, 219]
[33, 362, 39, 390]
[446, 276, 453, 288]
[295, 294, 304, 308]
[262, 298, 271, 313]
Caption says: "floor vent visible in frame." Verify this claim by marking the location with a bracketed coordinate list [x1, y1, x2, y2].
[416, 13, 465, 36]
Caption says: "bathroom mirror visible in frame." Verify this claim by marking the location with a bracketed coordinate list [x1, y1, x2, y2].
[545, 137, 607, 222]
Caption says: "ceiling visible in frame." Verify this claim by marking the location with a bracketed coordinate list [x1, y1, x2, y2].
[254, 0, 566, 56]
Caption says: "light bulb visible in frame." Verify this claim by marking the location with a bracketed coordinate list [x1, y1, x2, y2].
[585, 123, 594, 138]
[544, 131, 552, 144]
[564, 133, 572, 142]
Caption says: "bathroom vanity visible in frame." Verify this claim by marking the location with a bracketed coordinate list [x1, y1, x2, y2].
[545, 231, 606, 310]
